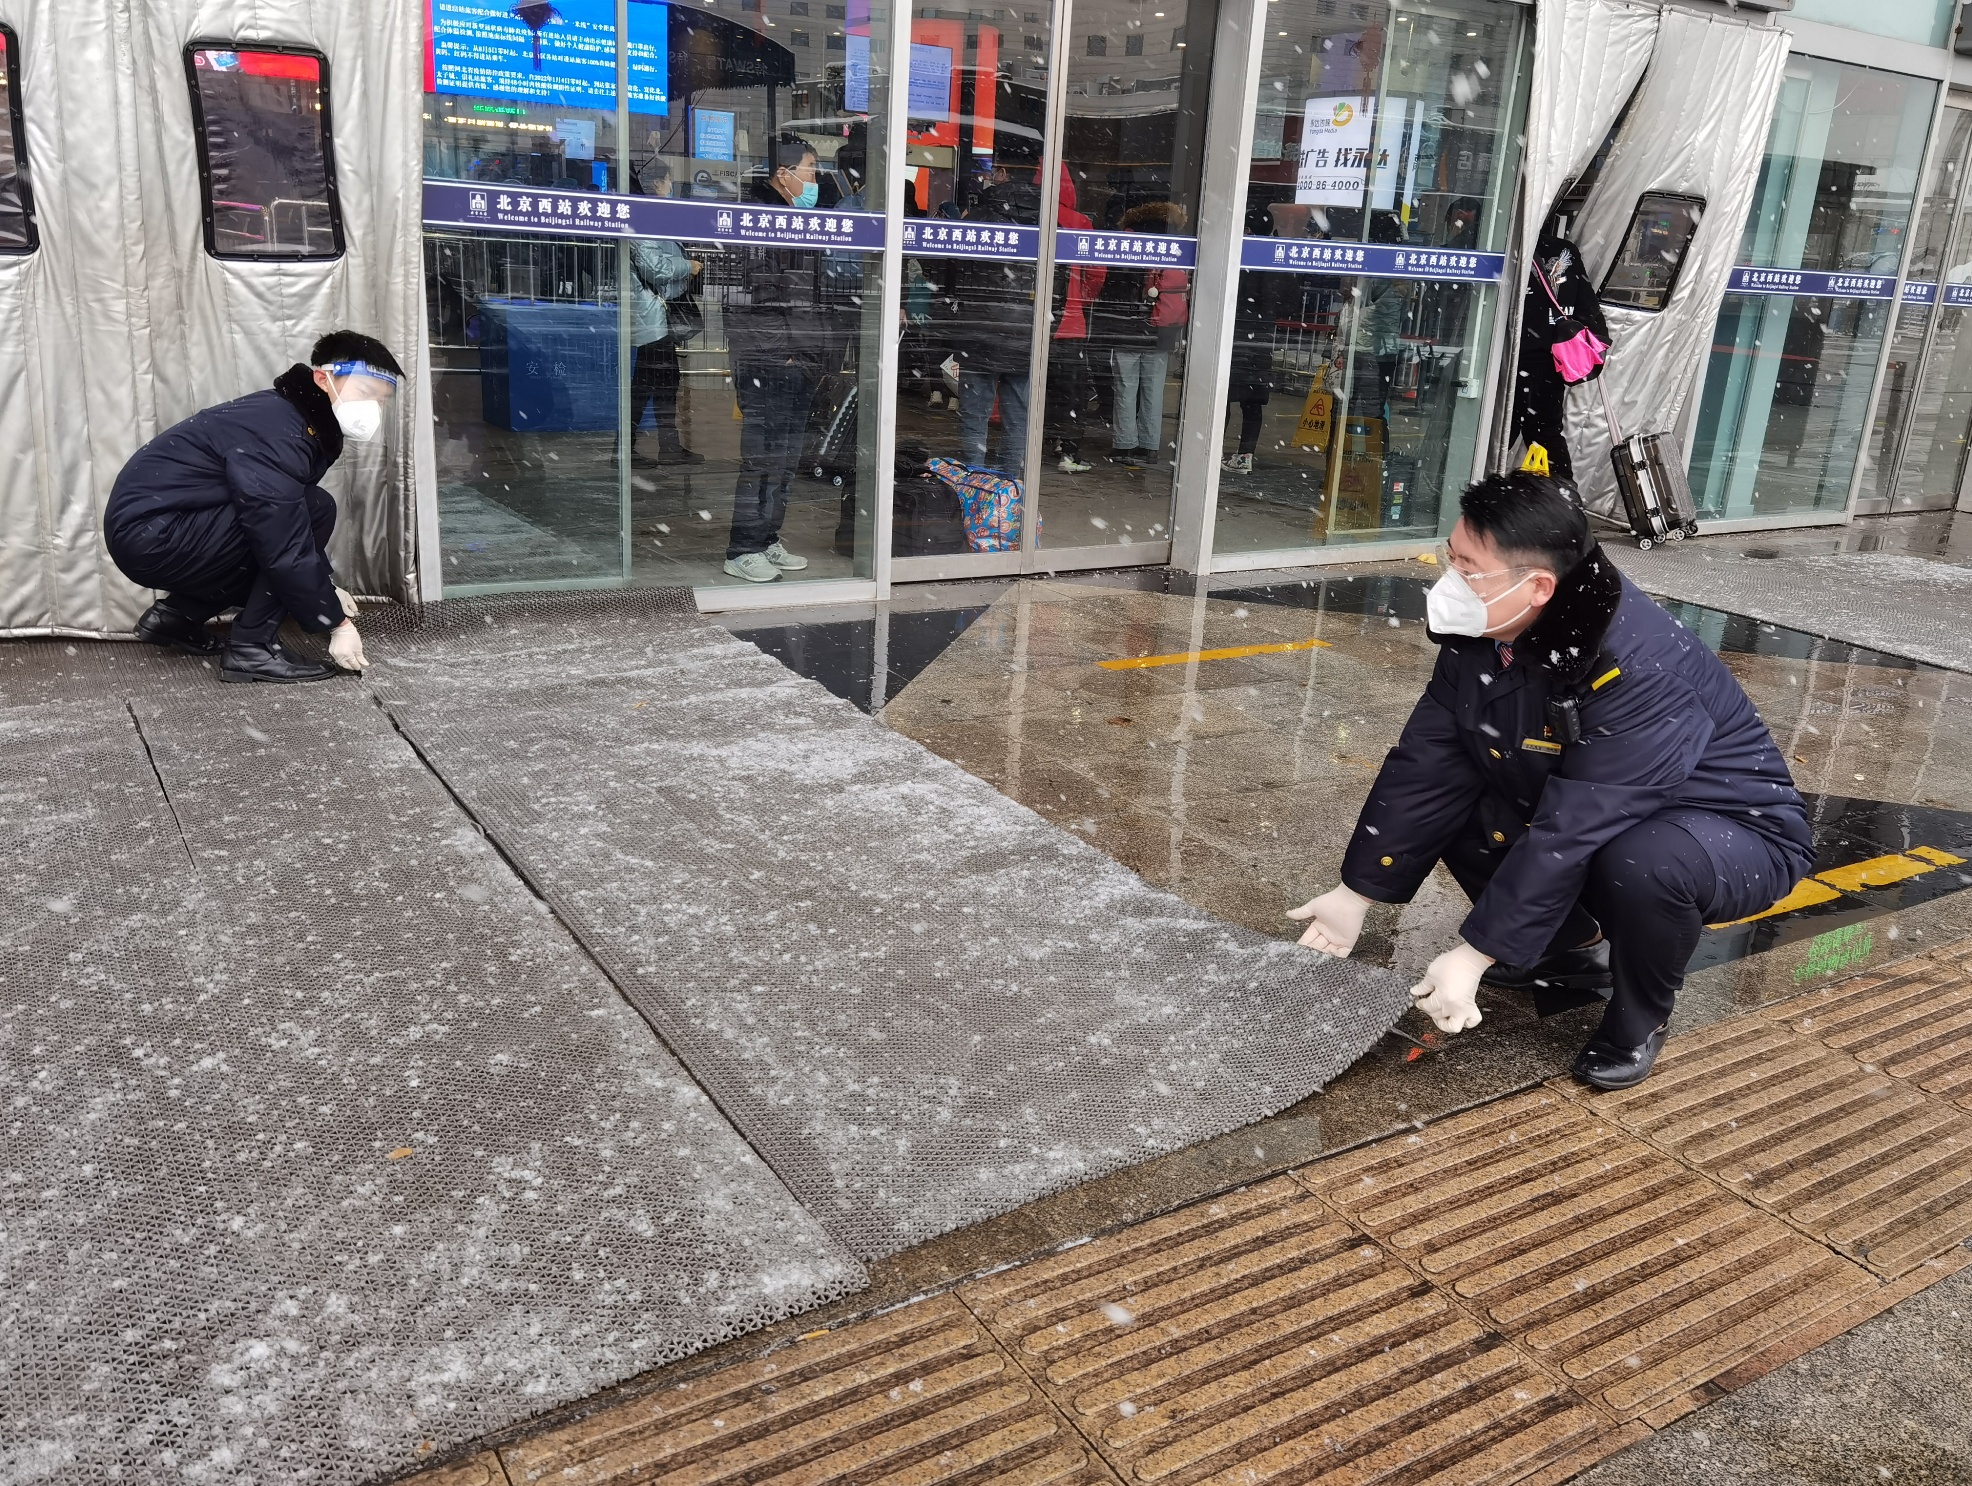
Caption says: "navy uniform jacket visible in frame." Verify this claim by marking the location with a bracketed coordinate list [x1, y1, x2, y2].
[1341, 547, 1813, 967]
[104, 364, 346, 633]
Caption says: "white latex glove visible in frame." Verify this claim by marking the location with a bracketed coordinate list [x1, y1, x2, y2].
[327, 620, 369, 672]
[1410, 943, 1494, 1033]
[334, 585, 359, 619]
[1287, 884, 1370, 957]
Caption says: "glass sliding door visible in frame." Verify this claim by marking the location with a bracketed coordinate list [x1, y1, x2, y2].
[1038, 0, 1214, 556]
[424, 34, 630, 591]
[1210, 0, 1528, 562]
[1875, 105, 1972, 512]
[423, 0, 893, 595]
[888, 0, 1217, 578]
[1689, 58, 1936, 523]
[890, 5, 1052, 573]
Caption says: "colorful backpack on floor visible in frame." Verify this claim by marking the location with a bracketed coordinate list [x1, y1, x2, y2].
[926, 458, 1029, 553]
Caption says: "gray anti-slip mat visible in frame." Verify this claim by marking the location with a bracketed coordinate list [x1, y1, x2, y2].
[366, 592, 1415, 1259]
[1613, 546, 1972, 673]
[0, 684, 863, 1486]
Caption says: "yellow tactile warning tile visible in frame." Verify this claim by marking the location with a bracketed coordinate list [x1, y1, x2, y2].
[1775, 947, 1972, 1111]
[1297, 1090, 1877, 1422]
[958, 1176, 1605, 1486]
[1578, 1015, 1972, 1279]
[499, 1293, 1117, 1486]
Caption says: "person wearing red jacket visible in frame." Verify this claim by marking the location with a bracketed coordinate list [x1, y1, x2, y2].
[1045, 166, 1107, 474]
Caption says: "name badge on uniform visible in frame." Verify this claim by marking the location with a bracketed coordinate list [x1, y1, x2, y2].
[1522, 737, 1562, 756]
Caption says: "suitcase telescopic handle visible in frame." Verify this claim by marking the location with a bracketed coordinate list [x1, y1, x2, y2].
[1596, 375, 1627, 446]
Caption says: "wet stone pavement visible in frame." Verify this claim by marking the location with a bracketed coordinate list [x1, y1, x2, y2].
[732, 566, 1972, 1163]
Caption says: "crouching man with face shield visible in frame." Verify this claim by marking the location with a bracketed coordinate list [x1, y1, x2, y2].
[1291, 474, 1813, 1088]
[104, 331, 401, 683]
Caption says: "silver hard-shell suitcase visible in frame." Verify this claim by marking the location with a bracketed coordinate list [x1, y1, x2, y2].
[1600, 379, 1698, 550]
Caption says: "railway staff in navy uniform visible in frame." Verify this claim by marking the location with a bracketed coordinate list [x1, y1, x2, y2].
[1289, 474, 1813, 1088]
[104, 331, 401, 683]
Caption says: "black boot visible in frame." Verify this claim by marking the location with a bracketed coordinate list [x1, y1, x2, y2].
[1572, 1023, 1669, 1090]
[134, 601, 222, 655]
[1483, 938, 1612, 995]
[220, 640, 336, 684]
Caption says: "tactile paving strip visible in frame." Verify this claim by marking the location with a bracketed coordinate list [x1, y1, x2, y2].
[960, 1176, 1606, 1485]
[1297, 1091, 1878, 1421]
[1580, 1017, 1972, 1279]
[364, 590, 1414, 1259]
[502, 1294, 1117, 1486]
[1775, 947, 1972, 1111]
[2, 683, 863, 1485]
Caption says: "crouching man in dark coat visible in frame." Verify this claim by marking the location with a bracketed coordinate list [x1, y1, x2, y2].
[1290, 474, 1813, 1087]
[104, 331, 401, 683]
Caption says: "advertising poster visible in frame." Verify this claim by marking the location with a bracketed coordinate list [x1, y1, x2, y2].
[1295, 95, 1409, 209]
[431, 0, 669, 113]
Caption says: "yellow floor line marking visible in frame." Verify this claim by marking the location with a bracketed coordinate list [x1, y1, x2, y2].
[1098, 637, 1333, 670]
[1711, 844, 1971, 928]
[1815, 852, 1939, 894]
[1712, 878, 1843, 928]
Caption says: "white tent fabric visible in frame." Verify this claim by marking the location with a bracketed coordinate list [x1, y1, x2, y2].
[1561, 8, 1791, 519]
[1522, 0, 1660, 240]
[0, 0, 422, 637]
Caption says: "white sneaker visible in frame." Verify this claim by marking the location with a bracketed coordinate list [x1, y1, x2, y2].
[723, 552, 782, 583]
[1223, 452, 1254, 474]
[764, 541, 809, 571]
[1058, 454, 1093, 473]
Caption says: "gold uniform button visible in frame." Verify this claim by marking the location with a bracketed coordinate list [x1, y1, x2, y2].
[1488, 747, 1502, 759]
[1491, 831, 1507, 843]
[1380, 855, 1394, 867]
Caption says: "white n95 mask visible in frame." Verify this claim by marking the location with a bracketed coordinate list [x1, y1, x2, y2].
[1427, 565, 1536, 637]
[333, 399, 384, 443]
[1425, 566, 1492, 635]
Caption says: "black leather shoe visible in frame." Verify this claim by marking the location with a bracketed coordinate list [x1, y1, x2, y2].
[134, 601, 222, 655]
[657, 445, 705, 466]
[219, 641, 336, 684]
[1483, 939, 1612, 992]
[1572, 1024, 1669, 1090]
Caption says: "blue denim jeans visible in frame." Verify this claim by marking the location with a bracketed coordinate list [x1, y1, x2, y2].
[1110, 349, 1170, 453]
[956, 370, 1029, 474]
[728, 362, 819, 559]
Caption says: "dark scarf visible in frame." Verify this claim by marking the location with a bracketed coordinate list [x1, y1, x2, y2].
[273, 363, 344, 466]
[1513, 544, 1625, 686]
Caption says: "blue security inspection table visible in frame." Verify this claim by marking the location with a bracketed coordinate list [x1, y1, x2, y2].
[476, 298, 618, 432]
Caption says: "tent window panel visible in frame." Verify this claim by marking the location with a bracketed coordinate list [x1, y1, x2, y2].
[1600, 192, 1705, 313]
[186, 44, 343, 261]
[0, 26, 36, 254]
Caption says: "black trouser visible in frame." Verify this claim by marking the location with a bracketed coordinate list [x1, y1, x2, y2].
[1513, 363, 1573, 478]
[1236, 398, 1266, 455]
[1445, 811, 1796, 1047]
[1044, 342, 1093, 457]
[107, 491, 335, 646]
[728, 362, 819, 559]
[631, 337, 684, 450]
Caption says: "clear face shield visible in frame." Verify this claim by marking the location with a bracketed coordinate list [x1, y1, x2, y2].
[318, 360, 399, 443]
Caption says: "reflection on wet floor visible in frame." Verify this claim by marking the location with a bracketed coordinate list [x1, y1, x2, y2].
[715, 563, 1972, 1289]
[726, 567, 1972, 1000]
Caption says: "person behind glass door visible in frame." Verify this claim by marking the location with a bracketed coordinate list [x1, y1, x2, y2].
[1045, 164, 1107, 474]
[721, 133, 842, 583]
[1224, 204, 1282, 476]
[1090, 199, 1189, 466]
[939, 147, 1043, 474]
[628, 159, 702, 467]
